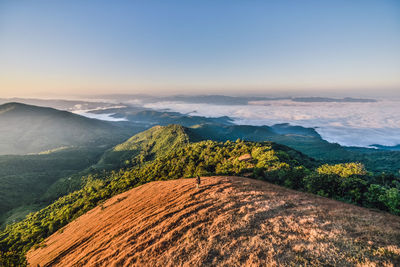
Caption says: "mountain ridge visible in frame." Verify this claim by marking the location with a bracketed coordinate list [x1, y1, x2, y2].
[0, 102, 137, 155]
[1, 124, 399, 265]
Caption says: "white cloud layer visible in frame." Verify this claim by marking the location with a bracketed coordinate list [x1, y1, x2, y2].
[72, 106, 128, 122]
[144, 99, 400, 147]
[73, 110, 128, 121]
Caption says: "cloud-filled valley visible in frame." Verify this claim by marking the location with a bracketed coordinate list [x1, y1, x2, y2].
[18, 95, 398, 148]
[143, 99, 400, 148]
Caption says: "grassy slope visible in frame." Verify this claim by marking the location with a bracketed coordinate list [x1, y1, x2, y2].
[28, 177, 400, 266]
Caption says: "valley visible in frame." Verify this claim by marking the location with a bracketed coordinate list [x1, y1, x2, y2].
[2, 1, 399, 265]
[0, 103, 399, 266]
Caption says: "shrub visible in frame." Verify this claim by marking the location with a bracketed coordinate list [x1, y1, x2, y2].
[303, 173, 340, 198]
[380, 188, 400, 215]
[338, 176, 368, 204]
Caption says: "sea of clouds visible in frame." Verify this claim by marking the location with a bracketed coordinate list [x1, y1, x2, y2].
[143, 99, 400, 148]
[72, 105, 128, 122]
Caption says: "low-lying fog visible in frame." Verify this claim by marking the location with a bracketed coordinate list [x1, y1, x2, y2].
[73, 110, 128, 122]
[72, 105, 128, 122]
[142, 99, 400, 148]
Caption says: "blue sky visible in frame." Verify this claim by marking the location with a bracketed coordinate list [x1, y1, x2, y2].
[0, 0, 399, 97]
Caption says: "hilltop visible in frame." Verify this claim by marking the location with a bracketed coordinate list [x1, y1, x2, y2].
[27, 177, 400, 266]
[1, 125, 399, 265]
[0, 102, 136, 154]
[95, 124, 197, 170]
[42, 125, 197, 200]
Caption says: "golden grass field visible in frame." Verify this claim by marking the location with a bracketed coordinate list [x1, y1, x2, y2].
[28, 176, 400, 266]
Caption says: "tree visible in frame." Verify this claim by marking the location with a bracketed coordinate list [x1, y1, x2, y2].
[317, 163, 367, 178]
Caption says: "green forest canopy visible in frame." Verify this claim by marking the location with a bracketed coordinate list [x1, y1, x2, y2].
[1, 137, 399, 266]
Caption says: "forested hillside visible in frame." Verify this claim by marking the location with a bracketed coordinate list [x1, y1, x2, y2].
[40, 125, 195, 201]
[187, 123, 400, 173]
[0, 148, 105, 227]
[0, 102, 137, 155]
[0, 102, 144, 227]
[95, 124, 196, 170]
[1, 125, 399, 265]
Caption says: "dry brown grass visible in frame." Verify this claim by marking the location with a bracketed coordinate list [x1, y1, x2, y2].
[27, 176, 400, 266]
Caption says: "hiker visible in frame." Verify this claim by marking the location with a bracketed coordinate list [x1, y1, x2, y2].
[196, 175, 201, 188]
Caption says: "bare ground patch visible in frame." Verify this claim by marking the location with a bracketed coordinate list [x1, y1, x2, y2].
[27, 177, 400, 266]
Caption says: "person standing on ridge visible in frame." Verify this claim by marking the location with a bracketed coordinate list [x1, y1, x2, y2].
[196, 175, 201, 189]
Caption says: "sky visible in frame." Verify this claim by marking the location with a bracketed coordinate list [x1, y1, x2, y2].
[0, 0, 399, 98]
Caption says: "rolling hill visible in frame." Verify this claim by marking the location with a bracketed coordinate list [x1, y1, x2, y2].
[56, 102, 400, 173]
[0, 147, 105, 227]
[188, 124, 400, 173]
[0, 102, 145, 226]
[27, 177, 400, 266]
[0, 102, 136, 155]
[89, 107, 234, 127]
[41, 125, 198, 200]
[1, 124, 399, 265]
[94, 124, 197, 170]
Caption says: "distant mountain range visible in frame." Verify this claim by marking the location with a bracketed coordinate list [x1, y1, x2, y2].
[0, 98, 114, 111]
[371, 144, 400, 151]
[0, 102, 138, 155]
[291, 97, 377, 103]
[97, 94, 377, 105]
[2, 95, 376, 110]
[89, 106, 234, 127]
[1, 101, 398, 170]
